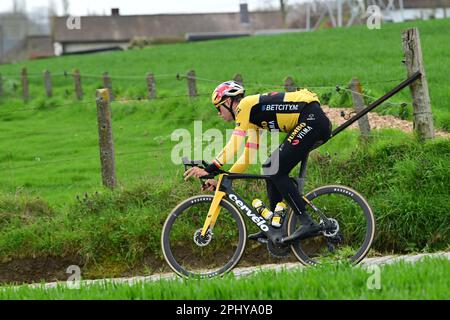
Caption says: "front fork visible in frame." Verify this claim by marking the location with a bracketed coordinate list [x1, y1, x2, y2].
[200, 174, 227, 237]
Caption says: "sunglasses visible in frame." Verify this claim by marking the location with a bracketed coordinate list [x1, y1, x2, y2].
[215, 99, 230, 111]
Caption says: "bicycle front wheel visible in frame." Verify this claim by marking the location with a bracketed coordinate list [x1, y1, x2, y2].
[288, 185, 375, 266]
[161, 195, 247, 278]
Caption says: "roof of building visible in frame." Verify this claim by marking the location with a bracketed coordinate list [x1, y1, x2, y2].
[53, 11, 284, 43]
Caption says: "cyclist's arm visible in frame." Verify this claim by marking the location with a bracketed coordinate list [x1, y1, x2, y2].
[204, 96, 254, 174]
[229, 127, 260, 173]
[204, 128, 247, 174]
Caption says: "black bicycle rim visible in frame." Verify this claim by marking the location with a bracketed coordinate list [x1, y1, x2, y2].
[161, 195, 247, 278]
[288, 185, 375, 266]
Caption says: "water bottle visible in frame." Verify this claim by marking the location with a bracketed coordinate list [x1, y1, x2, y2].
[251, 199, 274, 220]
[271, 202, 287, 228]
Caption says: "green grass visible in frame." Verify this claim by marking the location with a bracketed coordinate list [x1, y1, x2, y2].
[0, 136, 448, 280]
[0, 19, 448, 279]
[0, 19, 449, 127]
[0, 19, 449, 205]
[1, 258, 449, 299]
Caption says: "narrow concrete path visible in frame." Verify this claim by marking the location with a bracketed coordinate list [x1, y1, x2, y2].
[11, 251, 450, 290]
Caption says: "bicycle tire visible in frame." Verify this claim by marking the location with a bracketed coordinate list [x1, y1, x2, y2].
[161, 195, 247, 278]
[287, 185, 375, 266]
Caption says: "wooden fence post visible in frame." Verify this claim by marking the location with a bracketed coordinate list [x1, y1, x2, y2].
[350, 77, 371, 141]
[21, 67, 29, 102]
[73, 69, 83, 100]
[103, 72, 114, 101]
[95, 88, 116, 189]
[187, 70, 197, 97]
[233, 73, 243, 85]
[44, 70, 52, 98]
[284, 76, 296, 92]
[146, 72, 156, 99]
[401, 28, 434, 140]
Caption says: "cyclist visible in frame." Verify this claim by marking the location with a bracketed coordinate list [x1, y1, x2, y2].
[184, 80, 332, 242]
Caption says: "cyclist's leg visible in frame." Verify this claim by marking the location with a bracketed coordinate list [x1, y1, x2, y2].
[265, 180, 283, 211]
[263, 102, 332, 225]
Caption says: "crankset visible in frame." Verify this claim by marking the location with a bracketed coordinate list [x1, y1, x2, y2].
[267, 240, 290, 258]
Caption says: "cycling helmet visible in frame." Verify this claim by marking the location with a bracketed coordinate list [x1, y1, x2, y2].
[212, 81, 245, 106]
[211, 81, 245, 120]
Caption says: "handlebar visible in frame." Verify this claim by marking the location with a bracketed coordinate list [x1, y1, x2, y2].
[182, 157, 228, 180]
[182, 157, 209, 170]
[182, 157, 273, 189]
[182, 157, 225, 192]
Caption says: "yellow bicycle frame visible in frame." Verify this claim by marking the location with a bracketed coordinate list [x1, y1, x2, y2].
[200, 173, 228, 237]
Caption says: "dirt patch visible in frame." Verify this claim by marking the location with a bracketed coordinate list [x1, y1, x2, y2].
[322, 106, 450, 138]
[238, 242, 298, 267]
[0, 246, 300, 285]
[0, 256, 84, 285]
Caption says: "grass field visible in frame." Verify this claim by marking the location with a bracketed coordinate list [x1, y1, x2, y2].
[0, 19, 449, 204]
[0, 20, 449, 128]
[1, 258, 449, 299]
[0, 19, 449, 282]
[0, 136, 448, 282]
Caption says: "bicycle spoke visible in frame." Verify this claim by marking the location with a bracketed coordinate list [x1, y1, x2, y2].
[162, 196, 246, 277]
[289, 185, 375, 265]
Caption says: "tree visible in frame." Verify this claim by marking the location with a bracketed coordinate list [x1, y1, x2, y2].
[61, 0, 69, 15]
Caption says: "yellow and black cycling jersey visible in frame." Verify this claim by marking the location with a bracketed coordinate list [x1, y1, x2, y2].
[207, 89, 320, 174]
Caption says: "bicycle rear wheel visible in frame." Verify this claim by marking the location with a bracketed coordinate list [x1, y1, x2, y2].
[161, 195, 247, 278]
[288, 185, 375, 265]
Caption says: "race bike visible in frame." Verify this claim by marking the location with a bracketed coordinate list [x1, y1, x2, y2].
[161, 154, 375, 278]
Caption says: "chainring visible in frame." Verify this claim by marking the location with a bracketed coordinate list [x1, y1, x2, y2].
[267, 241, 291, 258]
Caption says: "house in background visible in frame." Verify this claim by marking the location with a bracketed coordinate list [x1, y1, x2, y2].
[1, 1, 449, 62]
[52, 7, 284, 55]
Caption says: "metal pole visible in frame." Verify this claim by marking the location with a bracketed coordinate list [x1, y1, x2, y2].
[331, 71, 421, 138]
[337, 0, 343, 27]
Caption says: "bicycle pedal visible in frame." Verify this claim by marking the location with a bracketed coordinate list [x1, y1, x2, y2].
[257, 238, 268, 244]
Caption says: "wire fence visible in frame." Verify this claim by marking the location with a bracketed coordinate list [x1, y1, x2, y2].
[0, 71, 434, 191]
[0, 69, 412, 103]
